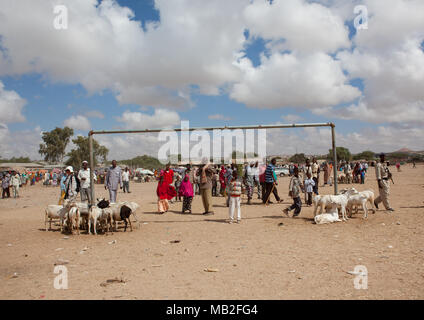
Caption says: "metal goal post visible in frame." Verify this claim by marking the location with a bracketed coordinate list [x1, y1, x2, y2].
[88, 122, 338, 205]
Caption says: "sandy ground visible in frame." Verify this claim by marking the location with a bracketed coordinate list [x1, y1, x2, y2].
[0, 164, 423, 300]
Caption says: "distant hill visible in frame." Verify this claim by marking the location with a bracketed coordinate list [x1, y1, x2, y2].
[393, 148, 415, 153]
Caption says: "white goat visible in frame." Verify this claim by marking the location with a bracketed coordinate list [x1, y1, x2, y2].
[44, 205, 68, 231]
[340, 188, 376, 218]
[313, 193, 349, 221]
[314, 203, 342, 224]
[88, 206, 110, 235]
[65, 205, 80, 235]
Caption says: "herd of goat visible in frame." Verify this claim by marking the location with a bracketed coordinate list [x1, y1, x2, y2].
[44, 187, 377, 234]
[44, 199, 139, 235]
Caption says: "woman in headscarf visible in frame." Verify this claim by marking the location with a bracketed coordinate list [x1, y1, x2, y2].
[323, 162, 329, 186]
[157, 174, 170, 214]
[179, 173, 194, 214]
[219, 165, 227, 197]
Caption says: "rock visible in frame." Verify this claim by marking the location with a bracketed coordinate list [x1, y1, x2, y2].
[388, 245, 393, 249]
[7, 243, 12, 247]
[9, 272, 18, 279]
[55, 248, 64, 251]
[108, 240, 117, 245]
[54, 259, 69, 265]
[278, 223, 284, 226]
[396, 222, 401, 225]
[170, 240, 181, 244]
[288, 270, 296, 273]
[204, 268, 219, 272]
[63, 236, 69, 240]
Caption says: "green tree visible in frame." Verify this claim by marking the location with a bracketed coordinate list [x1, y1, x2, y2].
[0, 156, 31, 163]
[353, 150, 376, 161]
[289, 153, 307, 163]
[328, 147, 351, 161]
[119, 155, 163, 170]
[39, 127, 74, 163]
[65, 136, 108, 170]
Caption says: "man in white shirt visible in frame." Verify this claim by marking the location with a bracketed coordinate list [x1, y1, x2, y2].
[78, 161, 96, 203]
[122, 167, 131, 193]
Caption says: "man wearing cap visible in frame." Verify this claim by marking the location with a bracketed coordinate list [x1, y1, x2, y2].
[105, 160, 122, 203]
[78, 161, 96, 203]
[374, 153, 394, 212]
[64, 166, 78, 201]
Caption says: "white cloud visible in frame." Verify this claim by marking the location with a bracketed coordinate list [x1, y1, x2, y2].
[266, 125, 424, 156]
[0, 124, 42, 160]
[84, 110, 105, 119]
[208, 114, 232, 121]
[117, 109, 181, 130]
[63, 115, 91, 131]
[332, 0, 424, 124]
[244, 0, 350, 53]
[0, 81, 26, 124]
[0, 0, 247, 109]
[231, 52, 361, 109]
[281, 114, 303, 123]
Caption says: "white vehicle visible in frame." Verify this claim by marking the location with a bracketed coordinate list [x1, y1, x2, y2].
[274, 167, 289, 177]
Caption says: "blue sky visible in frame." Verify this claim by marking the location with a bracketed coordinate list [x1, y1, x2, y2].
[1, 0, 423, 159]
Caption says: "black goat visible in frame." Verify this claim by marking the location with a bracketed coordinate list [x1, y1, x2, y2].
[120, 205, 133, 232]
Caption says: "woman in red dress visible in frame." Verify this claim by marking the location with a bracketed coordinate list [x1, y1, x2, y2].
[219, 165, 227, 196]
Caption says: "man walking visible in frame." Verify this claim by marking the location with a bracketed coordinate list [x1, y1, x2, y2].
[311, 158, 320, 195]
[2, 173, 10, 199]
[78, 160, 96, 203]
[122, 167, 131, 193]
[263, 158, 283, 204]
[374, 153, 395, 212]
[105, 160, 122, 203]
[197, 161, 216, 215]
[11, 172, 20, 198]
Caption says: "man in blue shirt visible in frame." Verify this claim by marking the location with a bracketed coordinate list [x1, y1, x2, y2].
[263, 158, 283, 204]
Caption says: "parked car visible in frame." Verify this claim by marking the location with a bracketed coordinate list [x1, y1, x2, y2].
[274, 167, 289, 177]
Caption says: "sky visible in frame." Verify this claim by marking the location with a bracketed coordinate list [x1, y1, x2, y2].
[0, 0, 424, 161]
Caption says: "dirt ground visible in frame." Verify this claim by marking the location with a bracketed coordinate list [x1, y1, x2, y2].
[1, 164, 423, 300]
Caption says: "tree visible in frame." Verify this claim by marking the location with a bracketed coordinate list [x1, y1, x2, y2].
[119, 155, 163, 170]
[353, 151, 376, 161]
[39, 127, 74, 163]
[65, 136, 108, 170]
[289, 153, 307, 163]
[327, 147, 351, 161]
[0, 156, 31, 163]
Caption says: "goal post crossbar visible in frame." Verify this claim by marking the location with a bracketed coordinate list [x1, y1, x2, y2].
[88, 122, 338, 205]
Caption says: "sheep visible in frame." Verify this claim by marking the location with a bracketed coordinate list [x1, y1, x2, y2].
[44, 205, 68, 232]
[119, 205, 133, 232]
[97, 199, 138, 231]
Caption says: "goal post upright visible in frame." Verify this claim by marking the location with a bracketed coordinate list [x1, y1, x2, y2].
[88, 122, 338, 205]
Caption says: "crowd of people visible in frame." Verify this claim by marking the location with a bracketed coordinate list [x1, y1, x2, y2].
[1, 154, 402, 221]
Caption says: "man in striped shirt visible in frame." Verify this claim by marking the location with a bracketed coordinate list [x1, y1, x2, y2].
[263, 158, 283, 204]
